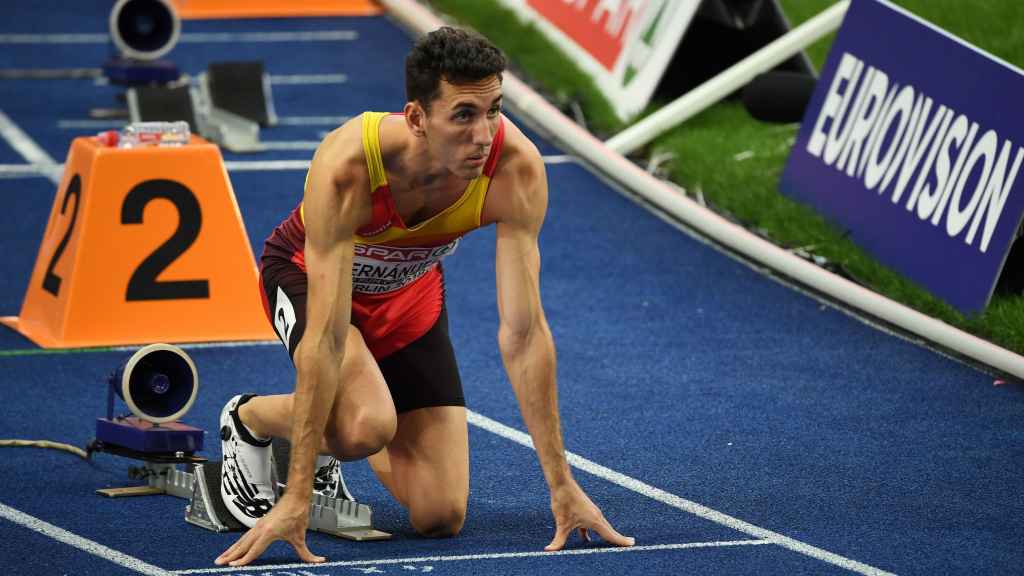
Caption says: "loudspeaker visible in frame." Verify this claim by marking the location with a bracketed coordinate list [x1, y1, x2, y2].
[94, 343, 204, 457]
[111, 343, 198, 424]
[110, 0, 181, 62]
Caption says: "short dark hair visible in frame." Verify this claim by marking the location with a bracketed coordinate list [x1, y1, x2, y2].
[405, 26, 507, 111]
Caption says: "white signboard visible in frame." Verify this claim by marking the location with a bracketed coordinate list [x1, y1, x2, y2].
[495, 0, 701, 121]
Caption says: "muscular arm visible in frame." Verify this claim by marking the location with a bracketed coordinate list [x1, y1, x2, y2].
[285, 130, 362, 502]
[492, 128, 632, 550]
[215, 122, 368, 568]
[494, 158, 572, 490]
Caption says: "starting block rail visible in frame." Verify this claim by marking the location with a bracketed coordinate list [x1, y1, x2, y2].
[98, 460, 391, 541]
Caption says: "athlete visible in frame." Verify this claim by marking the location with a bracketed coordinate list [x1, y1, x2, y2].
[214, 26, 634, 567]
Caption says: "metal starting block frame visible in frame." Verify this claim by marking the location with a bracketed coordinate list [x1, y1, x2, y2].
[99, 461, 390, 541]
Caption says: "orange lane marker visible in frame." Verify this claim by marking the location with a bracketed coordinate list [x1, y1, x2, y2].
[170, 0, 381, 19]
[1, 136, 277, 348]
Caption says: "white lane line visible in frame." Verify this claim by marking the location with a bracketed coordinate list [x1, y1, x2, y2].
[58, 116, 351, 129]
[0, 501, 173, 576]
[2, 153, 576, 179]
[0, 164, 51, 178]
[180, 31, 358, 43]
[90, 75, 347, 87]
[276, 115, 349, 126]
[260, 141, 320, 151]
[268, 73, 347, 85]
[0, 109, 60, 183]
[0, 33, 108, 43]
[466, 411, 898, 576]
[0, 160, 314, 177]
[173, 540, 772, 574]
[223, 160, 311, 171]
[0, 31, 357, 44]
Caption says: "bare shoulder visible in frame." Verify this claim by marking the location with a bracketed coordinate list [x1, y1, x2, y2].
[496, 116, 544, 186]
[483, 115, 548, 227]
[310, 116, 369, 193]
[297, 116, 374, 244]
[303, 115, 372, 228]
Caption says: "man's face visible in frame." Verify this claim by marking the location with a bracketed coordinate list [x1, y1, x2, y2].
[422, 75, 503, 180]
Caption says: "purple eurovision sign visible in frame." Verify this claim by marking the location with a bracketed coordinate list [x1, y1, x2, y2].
[780, 0, 1024, 313]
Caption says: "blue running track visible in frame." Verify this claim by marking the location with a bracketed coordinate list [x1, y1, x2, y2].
[0, 2, 1021, 575]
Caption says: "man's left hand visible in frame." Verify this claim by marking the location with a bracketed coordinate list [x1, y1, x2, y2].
[544, 481, 634, 551]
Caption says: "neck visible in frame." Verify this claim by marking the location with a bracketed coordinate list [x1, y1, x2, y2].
[395, 132, 458, 191]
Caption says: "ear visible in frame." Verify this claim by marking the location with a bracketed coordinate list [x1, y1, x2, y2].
[404, 101, 427, 138]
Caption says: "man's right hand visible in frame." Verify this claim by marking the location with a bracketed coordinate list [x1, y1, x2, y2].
[214, 494, 325, 567]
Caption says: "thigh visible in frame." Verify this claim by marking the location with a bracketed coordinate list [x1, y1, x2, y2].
[388, 406, 470, 523]
[377, 307, 464, 414]
[259, 257, 308, 357]
[261, 257, 396, 455]
[262, 256, 391, 402]
[314, 325, 397, 459]
[373, 306, 468, 517]
[331, 325, 396, 432]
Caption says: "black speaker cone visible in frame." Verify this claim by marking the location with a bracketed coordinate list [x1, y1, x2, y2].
[111, 0, 180, 61]
[125, 348, 195, 420]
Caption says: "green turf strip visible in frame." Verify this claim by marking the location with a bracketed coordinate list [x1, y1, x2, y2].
[0, 347, 116, 357]
[427, 0, 1024, 356]
[0, 341, 276, 357]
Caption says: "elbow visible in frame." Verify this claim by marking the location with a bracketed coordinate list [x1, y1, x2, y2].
[498, 324, 529, 357]
[293, 337, 339, 380]
[497, 317, 548, 358]
[293, 349, 320, 385]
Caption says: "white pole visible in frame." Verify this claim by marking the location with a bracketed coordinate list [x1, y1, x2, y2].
[604, 0, 850, 155]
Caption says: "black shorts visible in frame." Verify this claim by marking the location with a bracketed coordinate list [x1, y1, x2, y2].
[260, 258, 465, 414]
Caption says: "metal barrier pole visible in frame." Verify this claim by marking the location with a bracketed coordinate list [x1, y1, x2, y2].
[604, 1, 849, 155]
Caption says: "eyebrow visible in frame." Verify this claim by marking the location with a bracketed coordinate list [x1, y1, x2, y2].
[451, 96, 503, 111]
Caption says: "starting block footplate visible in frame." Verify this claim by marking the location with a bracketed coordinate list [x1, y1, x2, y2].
[184, 461, 390, 539]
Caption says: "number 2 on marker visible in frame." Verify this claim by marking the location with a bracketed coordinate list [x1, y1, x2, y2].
[121, 179, 210, 301]
[41, 175, 82, 297]
[41, 176, 210, 301]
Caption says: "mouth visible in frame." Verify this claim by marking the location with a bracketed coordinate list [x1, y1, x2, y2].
[466, 154, 486, 167]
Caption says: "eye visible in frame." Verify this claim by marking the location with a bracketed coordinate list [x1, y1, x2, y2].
[486, 106, 500, 117]
[453, 109, 473, 122]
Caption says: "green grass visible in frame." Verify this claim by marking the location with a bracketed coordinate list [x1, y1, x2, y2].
[429, 0, 1024, 354]
[426, 0, 624, 135]
[783, 0, 1024, 69]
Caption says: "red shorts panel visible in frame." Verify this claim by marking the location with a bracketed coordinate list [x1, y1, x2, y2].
[258, 256, 443, 360]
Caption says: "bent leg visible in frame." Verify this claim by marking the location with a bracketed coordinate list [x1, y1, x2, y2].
[371, 406, 469, 538]
[239, 325, 397, 461]
[363, 304, 469, 536]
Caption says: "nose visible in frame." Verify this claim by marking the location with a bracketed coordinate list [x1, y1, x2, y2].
[471, 116, 493, 147]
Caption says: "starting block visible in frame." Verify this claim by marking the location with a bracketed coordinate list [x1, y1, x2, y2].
[186, 459, 389, 541]
[98, 450, 390, 541]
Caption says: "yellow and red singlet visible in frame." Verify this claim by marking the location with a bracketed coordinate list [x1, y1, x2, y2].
[262, 111, 506, 358]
